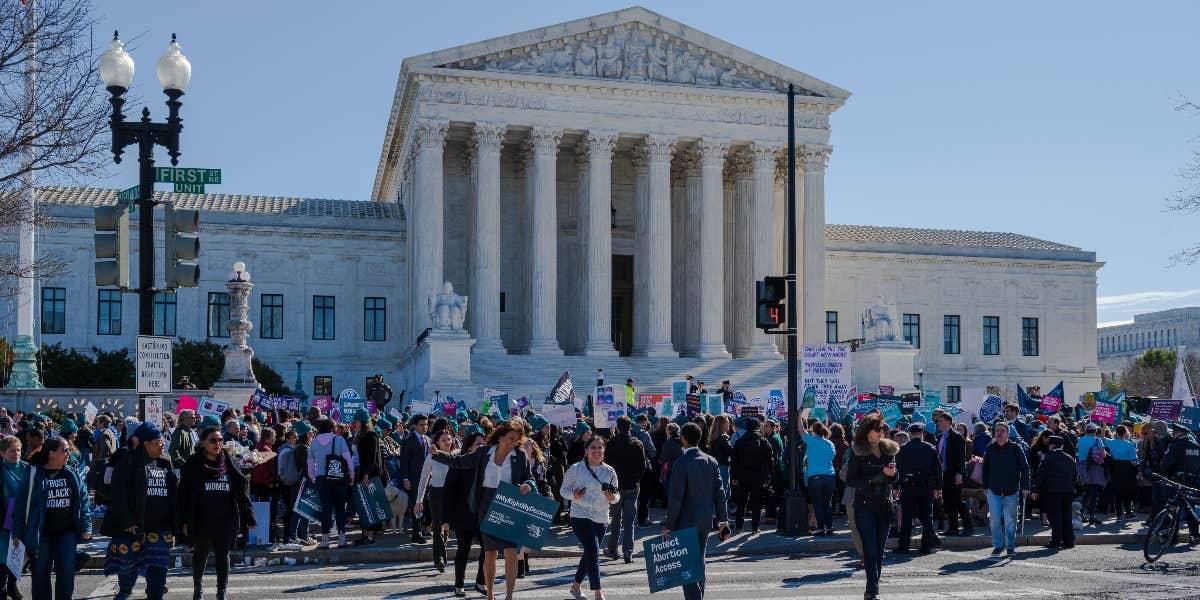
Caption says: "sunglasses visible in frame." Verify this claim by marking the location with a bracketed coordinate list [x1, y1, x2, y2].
[205, 437, 225, 444]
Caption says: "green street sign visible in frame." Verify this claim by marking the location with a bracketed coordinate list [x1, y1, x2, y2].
[117, 185, 139, 201]
[155, 167, 221, 185]
[173, 182, 205, 193]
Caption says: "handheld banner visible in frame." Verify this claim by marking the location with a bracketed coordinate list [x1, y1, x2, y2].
[978, 395, 1004, 423]
[293, 479, 323, 522]
[543, 402, 576, 428]
[338, 389, 367, 423]
[480, 481, 557, 551]
[594, 386, 618, 428]
[685, 394, 702, 418]
[921, 390, 941, 410]
[1177, 406, 1200, 431]
[643, 527, 705, 593]
[1040, 395, 1062, 413]
[802, 344, 853, 415]
[441, 401, 458, 419]
[879, 401, 903, 426]
[671, 381, 687, 413]
[352, 476, 394, 525]
[197, 396, 230, 419]
[494, 394, 512, 420]
[1151, 399, 1184, 421]
[878, 386, 894, 396]
[1090, 401, 1117, 424]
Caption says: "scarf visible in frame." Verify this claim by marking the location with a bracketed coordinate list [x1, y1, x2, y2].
[202, 453, 227, 480]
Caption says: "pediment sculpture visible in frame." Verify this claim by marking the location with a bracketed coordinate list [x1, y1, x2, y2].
[438, 23, 812, 95]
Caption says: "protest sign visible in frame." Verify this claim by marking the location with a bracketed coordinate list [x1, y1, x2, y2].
[921, 390, 941, 410]
[352, 476, 394, 525]
[1091, 401, 1117, 424]
[802, 344, 853, 411]
[1177, 407, 1200, 431]
[410, 400, 435, 416]
[900, 394, 921, 411]
[685, 394, 702, 418]
[726, 391, 747, 417]
[144, 396, 163, 428]
[802, 386, 816, 410]
[811, 407, 828, 421]
[643, 527, 704, 593]
[1151, 399, 1184, 421]
[247, 501, 272, 545]
[672, 381, 687, 412]
[879, 401, 902, 426]
[514, 395, 530, 416]
[494, 394, 512, 419]
[338, 389, 368, 422]
[912, 408, 934, 425]
[878, 386, 894, 396]
[441, 401, 458, 419]
[250, 390, 275, 412]
[978, 395, 1004, 423]
[84, 401, 99, 425]
[480, 481, 558, 551]
[543, 402, 576, 428]
[740, 401, 763, 421]
[767, 390, 785, 420]
[293, 479, 323, 522]
[1039, 395, 1062, 413]
[594, 386, 618, 428]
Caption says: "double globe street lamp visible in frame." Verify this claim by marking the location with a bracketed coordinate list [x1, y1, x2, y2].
[98, 31, 191, 336]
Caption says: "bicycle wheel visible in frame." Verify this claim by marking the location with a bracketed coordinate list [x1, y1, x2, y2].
[1144, 508, 1178, 563]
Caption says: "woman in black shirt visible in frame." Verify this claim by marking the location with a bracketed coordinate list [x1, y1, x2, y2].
[14, 437, 92, 600]
[179, 427, 254, 600]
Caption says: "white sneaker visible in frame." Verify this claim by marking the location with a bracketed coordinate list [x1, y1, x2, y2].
[319, 534, 330, 549]
[338, 533, 347, 547]
[569, 588, 585, 600]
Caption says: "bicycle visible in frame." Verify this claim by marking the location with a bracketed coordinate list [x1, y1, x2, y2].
[1143, 472, 1200, 563]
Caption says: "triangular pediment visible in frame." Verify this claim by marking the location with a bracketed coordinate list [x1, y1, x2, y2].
[405, 6, 849, 99]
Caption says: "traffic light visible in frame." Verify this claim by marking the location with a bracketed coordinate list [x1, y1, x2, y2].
[94, 204, 130, 288]
[163, 201, 200, 288]
[756, 276, 786, 330]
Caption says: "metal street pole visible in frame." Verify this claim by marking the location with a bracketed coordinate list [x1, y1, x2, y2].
[782, 84, 805, 536]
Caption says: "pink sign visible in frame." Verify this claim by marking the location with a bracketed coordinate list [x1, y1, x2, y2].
[1091, 402, 1116, 424]
[312, 395, 341, 421]
[1039, 395, 1062, 413]
[176, 394, 199, 414]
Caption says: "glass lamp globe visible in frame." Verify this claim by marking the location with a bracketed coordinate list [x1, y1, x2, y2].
[233, 261, 246, 272]
[99, 32, 135, 89]
[156, 33, 192, 92]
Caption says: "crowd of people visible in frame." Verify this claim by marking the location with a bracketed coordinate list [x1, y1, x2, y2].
[0, 380, 1193, 600]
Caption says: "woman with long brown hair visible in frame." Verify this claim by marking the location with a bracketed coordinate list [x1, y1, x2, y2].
[432, 418, 539, 600]
[707, 415, 734, 498]
[846, 415, 899, 600]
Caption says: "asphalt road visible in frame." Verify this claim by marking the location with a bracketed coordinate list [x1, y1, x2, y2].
[62, 542, 1200, 599]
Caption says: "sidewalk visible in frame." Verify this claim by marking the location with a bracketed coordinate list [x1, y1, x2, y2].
[79, 509, 1145, 568]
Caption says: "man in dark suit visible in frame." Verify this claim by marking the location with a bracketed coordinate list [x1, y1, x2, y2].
[663, 423, 730, 600]
[399, 413, 430, 543]
[935, 413, 973, 536]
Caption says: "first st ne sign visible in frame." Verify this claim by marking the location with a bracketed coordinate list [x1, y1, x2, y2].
[136, 336, 173, 394]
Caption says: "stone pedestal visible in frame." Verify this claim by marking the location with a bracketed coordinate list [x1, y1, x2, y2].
[410, 330, 477, 404]
[212, 264, 258, 404]
[5, 335, 41, 389]
[852, 341, 918, 394]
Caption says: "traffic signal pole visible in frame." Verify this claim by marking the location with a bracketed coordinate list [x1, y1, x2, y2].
[782, 84, 805, 536]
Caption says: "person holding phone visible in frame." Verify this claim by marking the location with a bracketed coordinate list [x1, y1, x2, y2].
[846, 415, 900, 600]
[560, 437, 621, 600]
[662, 423, 730, 600]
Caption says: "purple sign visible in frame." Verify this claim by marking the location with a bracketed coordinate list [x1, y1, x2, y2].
[1151, 399, 1184, 421]
[311, 395, 341, 422]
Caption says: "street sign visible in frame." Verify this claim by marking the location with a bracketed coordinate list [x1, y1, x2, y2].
[174, 182, 204, 193]
[117, 185, 139, 201]
[136, 336, 173, 394]
[154, 167, 221, 185]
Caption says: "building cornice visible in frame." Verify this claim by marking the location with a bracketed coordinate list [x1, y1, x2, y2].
[827, 250, 1103, 272]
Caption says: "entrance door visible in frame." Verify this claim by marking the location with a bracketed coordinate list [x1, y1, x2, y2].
[612, 255, 634, 356]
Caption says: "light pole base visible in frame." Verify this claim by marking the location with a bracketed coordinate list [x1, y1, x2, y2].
[779, 489, 808, 536]
[5, 334, 41, 389]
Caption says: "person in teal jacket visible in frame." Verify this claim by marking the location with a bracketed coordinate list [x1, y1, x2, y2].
[14, 437, 93, 600]
[0, 436, 29, 599]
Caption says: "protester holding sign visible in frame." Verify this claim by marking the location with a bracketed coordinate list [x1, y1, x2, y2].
[0, 437, 28, 598]
[352, 410, 386, 547]
[14, 437, 92, 600]
[179, 426, 255, 600]
[431, 417, 538, 600]
[845, 415, 900, 600]
[662, 423, 729, 600]
[307, 418, 354, 548]
[560, 436, 621, 600]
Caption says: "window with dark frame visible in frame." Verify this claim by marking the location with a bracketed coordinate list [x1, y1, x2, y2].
[983, 316, 1000, 355]
[947, 386, 961, 403]
[260, 294, 283, 339]
[903, 313, 920, 349]
[313, 295, 335, 340]
[153, 291, 176, 337]
[40, 287, 65, 335]
[364, 297, 386, 341]
[825, 311, 838, 343]
[207, 292, 230, 338]
[1022, 317, 1039, 357]
[97, 290, 122, 335]
[943, 315, 960, 354]
[313, 376, 332, 397]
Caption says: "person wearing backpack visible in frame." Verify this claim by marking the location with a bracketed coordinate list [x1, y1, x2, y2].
[277, 424, 310, 545]
[1076, 423, 1109, 525]
[306, 418, 355, 548]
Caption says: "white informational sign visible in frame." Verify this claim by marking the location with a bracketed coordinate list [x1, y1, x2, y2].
[543, 402, 576, 428]
[136, 336, 173, 394]
[143, 396, 164, 429]
[410, 400, 434, 415]
[84, 401, 99, 426]
[197, 397, 229, 419]
[5, 537, 24, 582]
[593, 385, 619, 429]
[801, 344, 853, 410]
[246, 501, 272, 545]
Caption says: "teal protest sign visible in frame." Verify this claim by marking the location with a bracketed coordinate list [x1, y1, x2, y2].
[879, 401, 903, 425]
[352, 476, 394, 525]
[644, 527, 704, 593]
[292, 479, 323, 522]
[480, 481, 558, 551]
[1178, 407, 1200, 431]
[338, 388, 367, 423]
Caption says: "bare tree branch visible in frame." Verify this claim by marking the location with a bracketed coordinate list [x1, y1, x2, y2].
[1169, 95, 1200, 264]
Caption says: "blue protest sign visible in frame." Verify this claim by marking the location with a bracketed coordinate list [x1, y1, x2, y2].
[1178, 407, 1200, 431]
[643, 527, 705, 593]
[979, 394, 1003, 423]
[672, 381, 688, 413]
[879, 401, 903, 426]
[480, 481, 558, 551]
[338, 389, 367, 423]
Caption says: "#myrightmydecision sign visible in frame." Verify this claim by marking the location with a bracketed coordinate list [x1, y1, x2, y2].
[136, 335, 173, 394]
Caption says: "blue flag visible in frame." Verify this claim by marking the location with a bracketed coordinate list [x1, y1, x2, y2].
[1015, 385, 1040, 414]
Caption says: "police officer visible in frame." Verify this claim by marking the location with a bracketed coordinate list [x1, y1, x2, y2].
[1160, 422, 1200, 543]
[895, 422, 941, 554]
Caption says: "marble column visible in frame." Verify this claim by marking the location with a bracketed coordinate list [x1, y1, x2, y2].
[581, 131, 619, 355]
[469, 122, 507, 354]
[800, 145, 832, 345]
[695, 138, 730, 358]
[750, 143, 783, 356]
[678, 149, 702, 356]
[632, 134, 677, 357]
[731, 150, 754, 358]
[410, 118, 448, 339]
[526, 126, 564, 355]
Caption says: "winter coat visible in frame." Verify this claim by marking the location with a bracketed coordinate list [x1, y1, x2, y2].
[981, 441, 1030, 496]
[99, 447, 179, 537]
[1033, 448, 1078, 496]
[730, 430, 774, 488]
[896, 438, 941, 493]
[604, 432, 647, 491]
[168, 424, 196, 469]
[13, 465, 92, 554]
[177, 450, 254, 545]
[709, 433, 733, 467]
[845, 438, 900, 512]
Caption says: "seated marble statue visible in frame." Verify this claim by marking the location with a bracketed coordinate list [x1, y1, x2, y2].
[862, 301, 902, 343]
[428, 281, 468, 332]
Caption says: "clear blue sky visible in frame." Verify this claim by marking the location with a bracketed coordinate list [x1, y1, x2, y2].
[89, 1, 1200, 325]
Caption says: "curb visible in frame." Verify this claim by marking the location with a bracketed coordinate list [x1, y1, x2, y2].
[78, 531, 1137, 569]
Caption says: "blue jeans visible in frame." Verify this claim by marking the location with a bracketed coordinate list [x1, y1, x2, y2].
[807, 475, 836, 530]
[606, 489, 639, 556]
[854, 506, 889, 597]
[116, 566, 167, 600]
[32, 531, 76, 600]
[571, 517, 606, 591]
[986, 491, 1019, 550]
[718, 465, 731, 498]
[316, 478, 350, 534]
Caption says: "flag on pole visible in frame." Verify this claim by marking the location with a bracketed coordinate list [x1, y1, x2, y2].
[549, 371, 579, 409]
[1016, 385, 1039, 414]
[1171, 347, 1196, 408]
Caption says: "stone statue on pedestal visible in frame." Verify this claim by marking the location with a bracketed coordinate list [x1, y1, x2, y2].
[215, 262, 258, 387]
[428, 281, 469, 332]
[862, 299, 902, 344]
